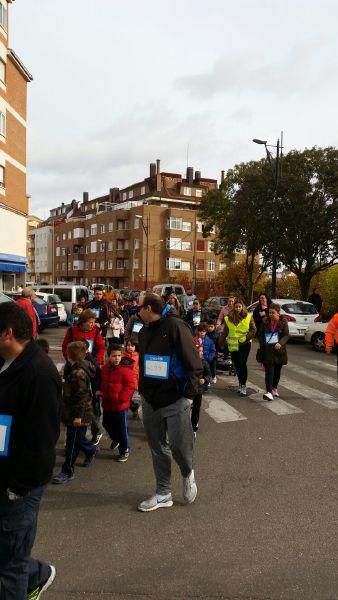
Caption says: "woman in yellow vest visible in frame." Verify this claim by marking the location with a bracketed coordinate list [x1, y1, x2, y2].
[222, 298, 256, 396]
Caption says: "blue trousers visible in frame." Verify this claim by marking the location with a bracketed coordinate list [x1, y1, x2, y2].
[103, 410, 129, 454]
[62, 425, 97, 475]
[0, 485, 50, 600]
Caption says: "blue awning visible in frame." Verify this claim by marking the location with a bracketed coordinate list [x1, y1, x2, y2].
[0, 262, 26, 273]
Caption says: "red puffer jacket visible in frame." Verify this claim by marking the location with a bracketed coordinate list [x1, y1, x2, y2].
[62, 325, 106, 365]
[100, 362, 135, 411]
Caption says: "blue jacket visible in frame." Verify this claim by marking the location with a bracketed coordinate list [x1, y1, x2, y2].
[201, 335, 216, 362]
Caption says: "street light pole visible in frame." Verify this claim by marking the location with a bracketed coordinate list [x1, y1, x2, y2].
[253, 135, 282, 298]
[136, 214, 150, 290]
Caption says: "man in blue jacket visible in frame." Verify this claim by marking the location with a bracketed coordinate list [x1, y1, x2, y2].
[0, 302, 61, 599]
[137, 293, 202, 512]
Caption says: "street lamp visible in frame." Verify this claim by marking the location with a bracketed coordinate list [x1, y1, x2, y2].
[253, 135, 283, 297]
[152, 239, 164, 281]
[97, 239, 107, 283]
[136, 214, 150, 290]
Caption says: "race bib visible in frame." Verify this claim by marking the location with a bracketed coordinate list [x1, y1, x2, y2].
[92, 309, 100, 319]
[144, 354, 170, 380]
[132, 322, 143, 334]
[0, 415, 12, 457]
[193, 314, 201, 325]
[86, 339, 94, 353]
[265, 332, 279, 345]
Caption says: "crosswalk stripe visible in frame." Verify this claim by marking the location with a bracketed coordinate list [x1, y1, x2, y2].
[307, 359, 337, 373]
[247, 383, 303, 415]
[254, 369, 338, 409]
[288, 364, 338, 389]
[49, 345, 62, 351]
[205, 394, 247, 423]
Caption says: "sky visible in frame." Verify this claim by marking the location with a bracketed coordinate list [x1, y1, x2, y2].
[10, 0, 338, 218]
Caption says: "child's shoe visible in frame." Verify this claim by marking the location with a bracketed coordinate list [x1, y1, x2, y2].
[52, 472, 75, 484]
[114, 451, 129, 463]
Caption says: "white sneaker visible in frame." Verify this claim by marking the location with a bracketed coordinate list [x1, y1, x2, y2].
[138, 493, 173, 512]
[183, 469, 197, 504]
[240, 385, 247, 396]
[263, 392, 273, 401]
[272, 388, 279, 397]
[211, 376, 217, 384]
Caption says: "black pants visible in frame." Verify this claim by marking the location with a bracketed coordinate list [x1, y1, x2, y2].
[231, 343, 251, 385]
[264, 363, 283, 393]
[0, 485, 50, 600]
[208, 358, 217, 378]
[62, 426, 96, 475]
[103, 410, 129, 454]
[191, 394, 202, 431]
[90, 397, 103, 439]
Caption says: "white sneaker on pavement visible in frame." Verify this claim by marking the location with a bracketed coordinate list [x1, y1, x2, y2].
[240, 385, 247, 396]
[138, 493, 173, 512]
[263, 391, 273, 401]
[183, 469, 197, 504]
[211, 376, 217, 384]
[272, 388, 279, 397]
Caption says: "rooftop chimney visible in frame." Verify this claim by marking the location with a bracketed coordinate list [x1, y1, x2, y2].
[195, 170, 201, 183]
[156, 158, 161, 192]
[221, 170, 225, 183]
[83, 192, 89, 203]
[186, 166, 194, 185]
[150, 163, 156, 178]
[109, 187, 120, 203]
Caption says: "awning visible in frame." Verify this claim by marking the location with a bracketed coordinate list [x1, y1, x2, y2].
[0, 262, 26, 273]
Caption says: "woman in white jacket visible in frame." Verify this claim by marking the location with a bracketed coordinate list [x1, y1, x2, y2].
[106, 306, 125, 349]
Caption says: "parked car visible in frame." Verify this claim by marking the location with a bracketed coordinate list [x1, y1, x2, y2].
[32, 296, 59, 332]
[32, 284, 89, 312]
[0, 292, 14, 304]
[35, 292, 67, 324]
[204, 296, 228, 318]
[304, 322, 327, 351]
[247, 299, 319, 339]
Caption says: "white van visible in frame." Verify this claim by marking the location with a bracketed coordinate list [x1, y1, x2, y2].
[33, 284, 88, 312]
[152, 284, 196, 313]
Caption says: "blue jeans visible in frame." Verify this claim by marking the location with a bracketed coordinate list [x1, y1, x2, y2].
[103, 410, 129, 454]
[0, 485, 50, 600]
[62, 425, 97, 475]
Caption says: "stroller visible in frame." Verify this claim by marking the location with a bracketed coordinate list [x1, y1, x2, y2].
[216, 344, 236, 377]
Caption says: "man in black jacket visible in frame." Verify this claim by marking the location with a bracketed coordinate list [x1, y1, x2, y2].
[137, 293, 202, 512]
[87, 288, 109, 336]
[0, 302, 61, 599]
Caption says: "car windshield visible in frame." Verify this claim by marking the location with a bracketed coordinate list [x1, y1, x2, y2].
[56, 288, 72, 302]
[282, 302, 317, 315]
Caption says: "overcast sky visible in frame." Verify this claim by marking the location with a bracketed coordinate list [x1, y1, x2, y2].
[10, 0, 338, 218]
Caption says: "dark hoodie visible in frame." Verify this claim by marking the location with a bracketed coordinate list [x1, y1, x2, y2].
[138, 311, 202, 409]
[0, 341, 61, 496]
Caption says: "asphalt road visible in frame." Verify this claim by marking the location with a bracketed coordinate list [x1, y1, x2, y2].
[35, 326, 338, 600]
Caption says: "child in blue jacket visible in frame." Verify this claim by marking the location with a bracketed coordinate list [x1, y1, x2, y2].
[196, 323, 216, 385]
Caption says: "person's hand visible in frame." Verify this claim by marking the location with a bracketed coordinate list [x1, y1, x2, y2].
[73, 418, 82, 426]
[259, 311, 265, 317]
[274, 343, 281, 350]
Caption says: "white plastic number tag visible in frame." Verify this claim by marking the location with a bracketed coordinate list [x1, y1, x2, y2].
[93, 309, 100, 319]
[0, 415, 12, 456]
[132, 322, 143, 334]
[144, 354, 170, 380]
[265, 332, 279, 345]
[85, 338, 94, 353]
[193, 315, 201, 325]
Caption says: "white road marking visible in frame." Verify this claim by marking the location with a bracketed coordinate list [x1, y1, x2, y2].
[205, 394, 247, 423]
[247, 382, 303, 415]
[288, 363, 338, 389]
[49, 345, 62, 350]
[307, 359, 337, 373]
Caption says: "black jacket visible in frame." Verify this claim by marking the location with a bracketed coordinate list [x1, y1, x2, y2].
[138, 312, 202, 409]
[257, 317, 289, 365]
[185, 308, 208, 330]
[0, 341, 61, 496]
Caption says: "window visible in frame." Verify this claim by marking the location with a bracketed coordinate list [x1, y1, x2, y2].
[91, 261, 96, 269]
[55, 247, 60, 257]
[208, 241, 215, 252]
[85, 245, 89, 254]
[196, 259, 205, 271]
[107, 260, 113, 270]
[133, 258, 139, 269]
[108, 222, 113, 232]
[108, 241, 113, 251]
[167, 237, 181, 250]
[197, 240, 205, 251]
[85, 262, 89, 270]
[99, 242, 105, 252]
[134, 218, 140, 229]
[0, 111, 6, 137]
[167, 217, 182, 230]
[116, 258, 128, 269]
[166, 257, 181, 270]
[62, 263, 66, 271]
[73, 227, 84, 238]
[182, 241, 192, 251]
[99, 260, 105, 270]
[100, 224, 105, 234]
[56, 263, 59, 271]
[90, 224, 97, 236]
[62, 233, 66, 240]
[181, 261, 191, 271]
[122, 192, 127, 201]
[183, 186, 191, 196]
[134, 239, 140, 249]
[0, 59, 5, 83]
[90, 241, 97, 253]
[182, 221, 191, 232]
[67, 231, 72, 239]
[61, 248, 66, 256]
[128, 190, 133, 199]
[196, 221, 203, 233]
[219, 263, 226, 270]
[117, 220, 129, 230]
[196, 189, 203, 198]
[55, 235, 60, 242]
[140, 185, 146, 195]
[207, 259, 215, 272]
[0, 3, 7, 31]
[0, 165, 4, 187]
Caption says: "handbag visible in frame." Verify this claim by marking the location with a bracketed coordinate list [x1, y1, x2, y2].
[256, 347, 264, 363]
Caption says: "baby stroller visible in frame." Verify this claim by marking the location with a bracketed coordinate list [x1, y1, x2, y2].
[216, 345, 236, 377]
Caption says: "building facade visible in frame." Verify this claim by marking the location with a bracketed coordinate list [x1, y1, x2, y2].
[53, 161, 223, 290]
[0, 0, 32, 290]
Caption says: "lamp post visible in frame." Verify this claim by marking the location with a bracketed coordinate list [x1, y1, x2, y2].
[136, 214, 150, 290]
[152, 239, 164, 281]
[97, 239, 107, 284]
[253, 135, 283, 298]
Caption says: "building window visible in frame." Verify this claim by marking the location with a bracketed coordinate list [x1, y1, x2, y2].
[90, 224, 97, 236]
[67, 231, 72, 239]
[197, 240, 205, 251]
[167, 217, 182, 230]
[116, 258, 128, 269]
[55, 247, 60, 257]
[107, 260, 113, 270]
[108, 241, 113, 251]
[181, 261, 191, 271]
[62, 263, 66, 271]
[99, 242, 105, 252]
[108, 222, 113, 232]
[196, 221, 203, 233]
[196, 189, 203, 198]
[56, 263, 59, 271]
[100, 260, 105, 270]
[61, 248, 66, 256]
[117, 220, 129, 230]
[90, 241, 97, 253]
[140, 185, 146, 195]
[100, 224, 105, 234]
[167, 237, 181, 250]
[181, 241, 192, 251]
[0, 111, 6, 137]
[85, 245, 89, 254]
[122, 192, 127, 201]
[166, 257, 181, 270]
[196, 259, 205, 271]
[133, 258, 139, 269]
[91, 261, 96, 269]
[183, 187, 191, 196]
[55, 235, 60, 242]
[0, 165, 4, 187]
[219, 263, 226, 270]
[0, 59, 5, 83]
[134, 239, 140, 249]
[182, 221, 191, 232]
[208, 241, 215, 252]
[62, 233, 66, 241]
[128, 190, 133, 199]
[134, 218, 140, 229]
[85, 262, 89, 270]
[0, 3, 7, 31]
[207, 259, 215, 272]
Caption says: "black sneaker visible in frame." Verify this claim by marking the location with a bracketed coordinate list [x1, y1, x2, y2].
[110, 440, 119, 451]
[114, 451, 129, 463]
[27, 565, 56, 599]
[83, 447, 99, 467]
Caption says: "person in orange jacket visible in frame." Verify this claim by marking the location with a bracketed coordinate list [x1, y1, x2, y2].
[325, 313, 338, 353]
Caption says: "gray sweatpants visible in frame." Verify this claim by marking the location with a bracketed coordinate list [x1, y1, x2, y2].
[142, 397, 194, 496]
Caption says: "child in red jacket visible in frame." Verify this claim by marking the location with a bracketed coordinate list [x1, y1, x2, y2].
[122, 336, 140, 419]
[97, 343, 135, 462]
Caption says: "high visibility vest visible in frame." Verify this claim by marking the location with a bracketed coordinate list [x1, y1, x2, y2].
[225, 314, 252, 352]
[325, 313, 338, 351]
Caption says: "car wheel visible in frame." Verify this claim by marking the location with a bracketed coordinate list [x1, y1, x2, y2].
[311, 332, 325, 352]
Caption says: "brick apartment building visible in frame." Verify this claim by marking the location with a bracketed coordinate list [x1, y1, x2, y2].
[0, 0, 33, 290]
[52, 160, 224, 289]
